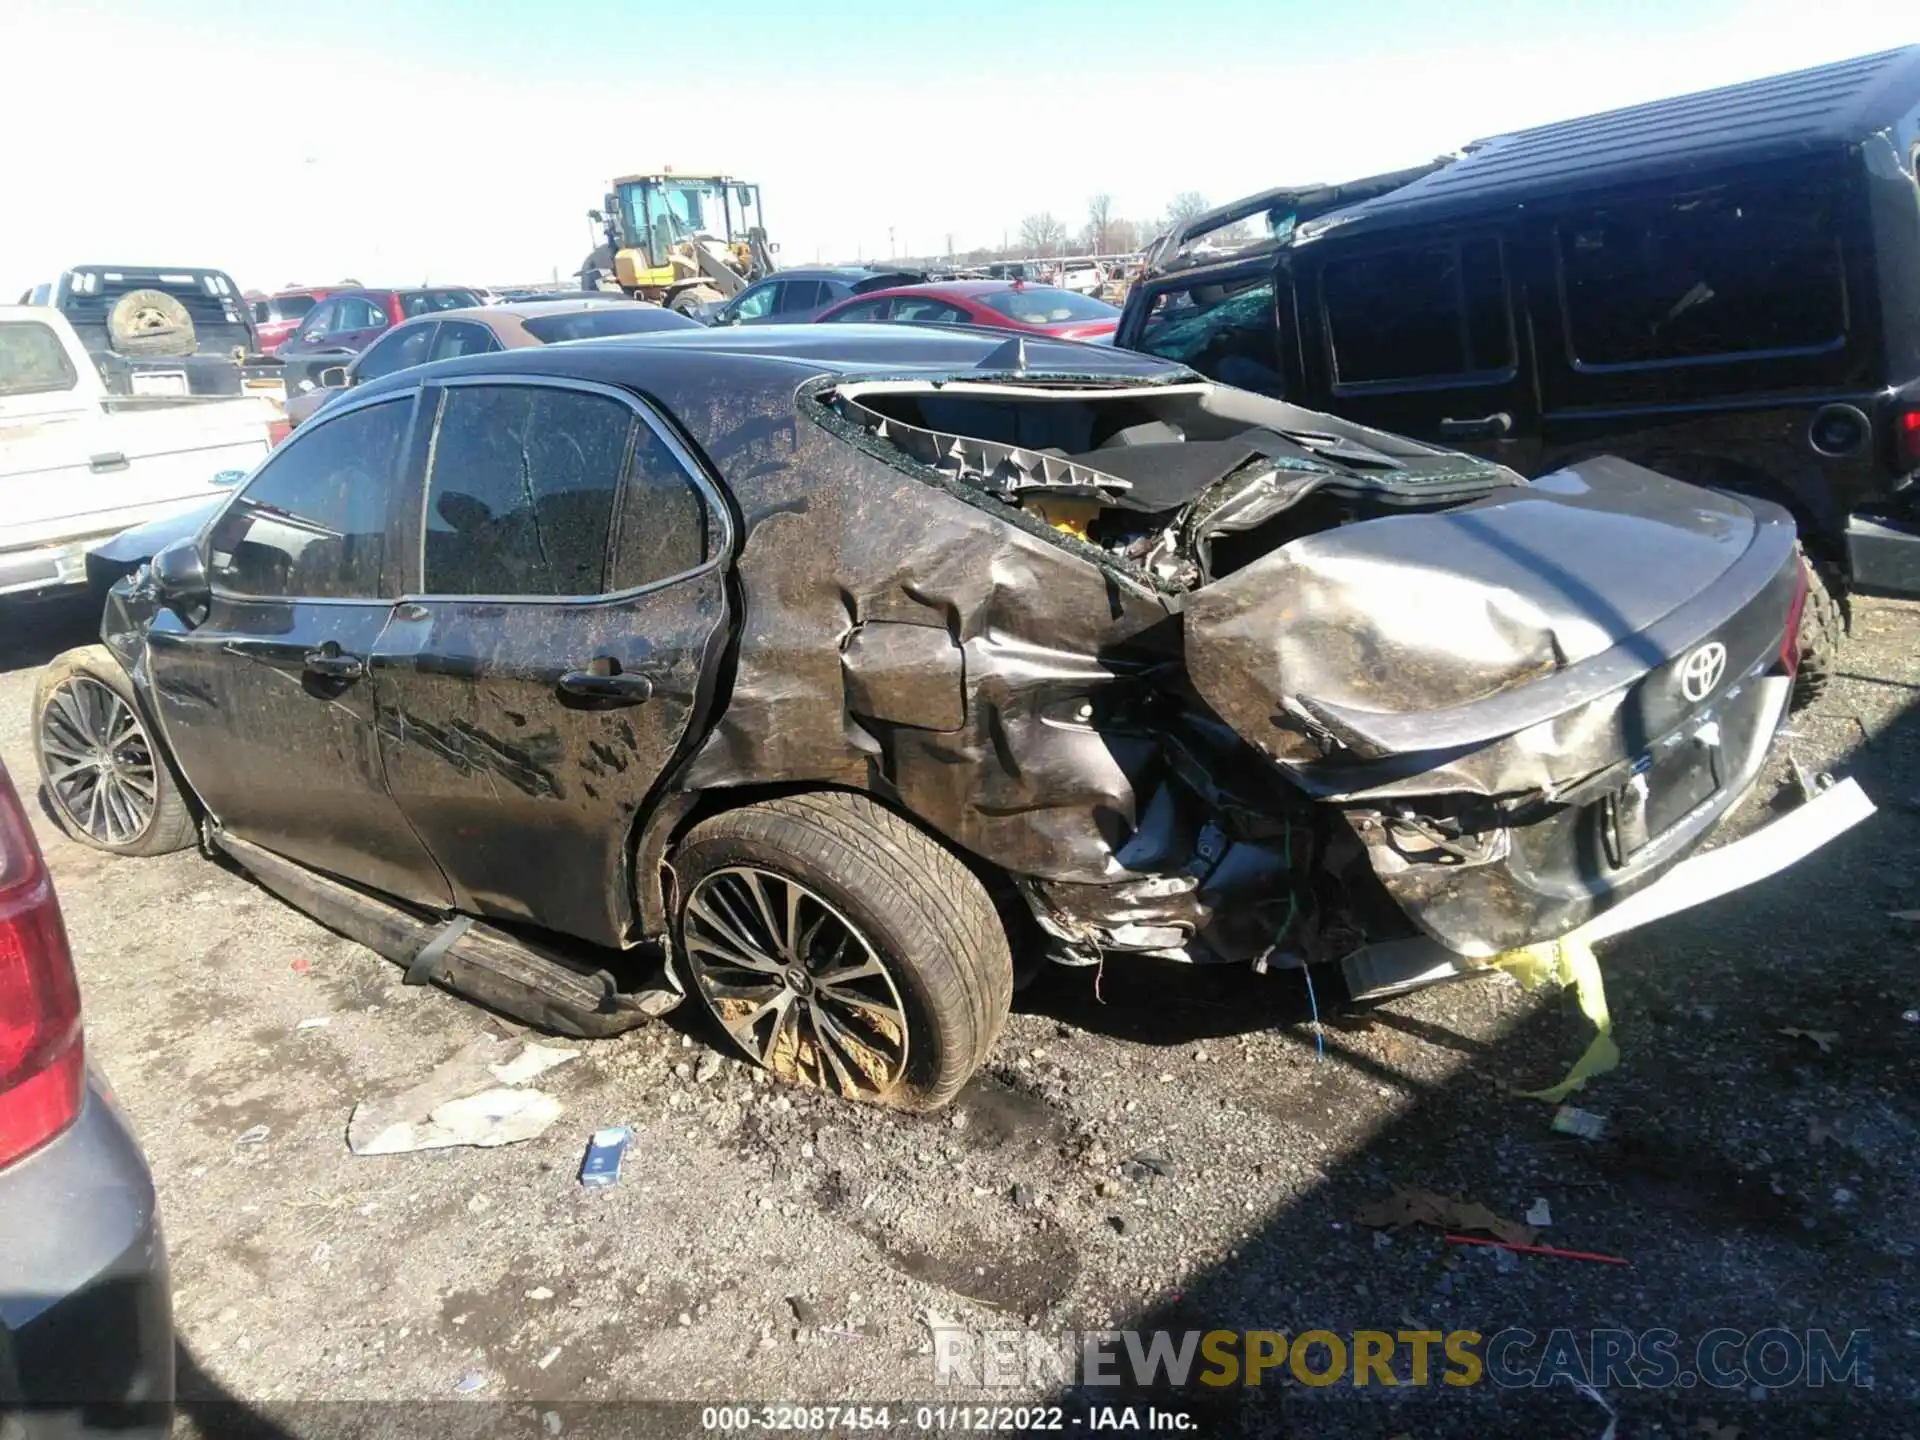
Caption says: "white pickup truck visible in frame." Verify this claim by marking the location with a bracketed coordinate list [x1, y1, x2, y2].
[0, 306, 276, 600]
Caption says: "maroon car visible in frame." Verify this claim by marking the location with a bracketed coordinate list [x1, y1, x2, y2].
[246, 287, 337, 354]
[814, 280, 1120, 341]
[276, 286, 484, 393]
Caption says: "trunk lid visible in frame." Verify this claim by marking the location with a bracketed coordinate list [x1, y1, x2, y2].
[1182, 456, 1799, 773]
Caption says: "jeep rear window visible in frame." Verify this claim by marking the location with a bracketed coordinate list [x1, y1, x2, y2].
[1557, 183, 1845, 367]
[0, 320, 77, 397]
[1134, 277, 1282, 395]
[1321, 239, 1513, 388]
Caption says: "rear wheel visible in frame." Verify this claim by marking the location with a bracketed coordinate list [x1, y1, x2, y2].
[34, 647, 195, 855]
[672, 791, 1012, 1111]
[1792, 553, 1846, 710]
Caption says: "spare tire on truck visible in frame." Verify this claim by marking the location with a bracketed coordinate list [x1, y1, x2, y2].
[105, 288, 197, 357]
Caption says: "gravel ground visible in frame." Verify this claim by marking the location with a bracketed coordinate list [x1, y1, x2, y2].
[2, 593, 1915, 1438]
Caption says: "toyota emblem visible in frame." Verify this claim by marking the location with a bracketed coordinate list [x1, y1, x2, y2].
[1679, 642, 1728, 703]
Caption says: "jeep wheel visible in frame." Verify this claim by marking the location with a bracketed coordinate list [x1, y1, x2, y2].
[34, 647, 195, 855]
[673, 791, 1012, 1111]
[1792, 554, 1847, 711]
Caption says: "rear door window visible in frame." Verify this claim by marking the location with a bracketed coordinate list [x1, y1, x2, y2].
[776, 280, 825, 313]
[422, 384, 633, 596]
[1556, 180, 1845, 367]
[207, 399, 412, 600]
[0, 320, 78, 396]
[891, 298, 969, 323]
[822, 298, 888, 323]
[1320, 239, 1513, 388]
[611, 418, 711, 590]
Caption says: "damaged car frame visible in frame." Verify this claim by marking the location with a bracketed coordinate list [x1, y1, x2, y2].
[34, 326, 1860, 1110]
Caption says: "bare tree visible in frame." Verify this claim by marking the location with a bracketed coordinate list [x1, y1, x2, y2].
[1084, 193, 1115, 254]
[1017, 211, 1067, 258]
[1163, 191, 1210, 232]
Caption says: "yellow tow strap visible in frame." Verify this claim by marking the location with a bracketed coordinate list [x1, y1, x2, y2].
[1480, 935, 1620, 1103]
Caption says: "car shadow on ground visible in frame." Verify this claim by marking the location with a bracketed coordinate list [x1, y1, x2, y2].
[0, 595, 100, 673]
[1040, 692, 1920, 1436]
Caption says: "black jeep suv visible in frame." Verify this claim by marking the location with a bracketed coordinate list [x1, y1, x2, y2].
[1117, 45, 1920, 692]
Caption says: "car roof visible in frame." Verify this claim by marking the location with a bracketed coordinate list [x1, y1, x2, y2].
[1299, 44, 1920, 246]
[763, 267, 901, 282]
[357, 322, 1182, 393]
[330, 285, 484, 300]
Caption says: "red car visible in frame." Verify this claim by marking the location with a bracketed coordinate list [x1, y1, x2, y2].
[813, 280, 1120, 342]
[246, 287, 337, 354]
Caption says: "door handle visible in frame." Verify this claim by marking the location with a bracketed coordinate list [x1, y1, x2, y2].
[89, 452, 129, 473]
[557, 669, 653, 704]
[1437, 412, 1514, 440]
[303, 648, 366, 681]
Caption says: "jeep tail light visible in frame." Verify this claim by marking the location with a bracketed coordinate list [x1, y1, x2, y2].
[1898, 407, 1920, 471]
[1780, 562, 1809, 677]
[0, 763, 83, 1168]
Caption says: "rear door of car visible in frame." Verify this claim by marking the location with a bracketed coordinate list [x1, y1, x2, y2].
[369, 375, 734, 947]
[142, 391, 456, 907]
[1288, 231, 1541, 471]
[773, 279, 829, 322]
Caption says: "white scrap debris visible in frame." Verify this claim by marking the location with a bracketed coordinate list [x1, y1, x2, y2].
[489, 1042, 579, 1086]
[1525, 1198, 1553, 1228]
[347, 1036, 573, 1155]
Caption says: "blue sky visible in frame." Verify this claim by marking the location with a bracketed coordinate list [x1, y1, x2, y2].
[4, 0, 1912, 292]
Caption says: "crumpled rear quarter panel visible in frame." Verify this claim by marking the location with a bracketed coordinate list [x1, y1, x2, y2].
[674, 380, 1187, 885]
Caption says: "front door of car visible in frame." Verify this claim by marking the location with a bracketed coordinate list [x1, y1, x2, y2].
[143, 392, 455, 908]
[1288, 233, 1541, 471]
[369, 376, 732, 948]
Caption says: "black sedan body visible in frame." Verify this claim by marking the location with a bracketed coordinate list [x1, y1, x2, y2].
[44, 326, 1815, 1109]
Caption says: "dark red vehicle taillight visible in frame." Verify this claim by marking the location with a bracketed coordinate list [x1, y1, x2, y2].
[0, 764, 83, 1168]
[1780, 562, 1810, 677]
[1897, 407, 1920, 471]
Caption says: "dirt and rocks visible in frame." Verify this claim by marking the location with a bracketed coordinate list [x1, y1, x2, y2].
[2, 593, 1916, 1437]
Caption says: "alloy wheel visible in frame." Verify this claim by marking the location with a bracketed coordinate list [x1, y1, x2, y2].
[681, 866, 910, 1099]
[40, 677, 159, 846]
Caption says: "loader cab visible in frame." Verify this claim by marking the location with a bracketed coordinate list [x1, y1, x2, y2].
[611, 174, 764, 267]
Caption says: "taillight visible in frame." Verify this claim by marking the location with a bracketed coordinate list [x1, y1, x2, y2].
[0, 763, 83, 1168]
[268, 418, 292, 447]
[1898, 408, 1920, 470]
[1780, 562, 1810, 677]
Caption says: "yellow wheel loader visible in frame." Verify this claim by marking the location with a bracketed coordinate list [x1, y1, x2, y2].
[579, 171, 775, 316]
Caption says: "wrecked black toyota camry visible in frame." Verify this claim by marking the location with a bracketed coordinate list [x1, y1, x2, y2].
[35, 325, 1840, 1110]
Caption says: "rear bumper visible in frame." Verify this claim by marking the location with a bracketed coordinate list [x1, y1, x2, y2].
[0, 537, 96, 599]
[0, 1075, 173, 1438]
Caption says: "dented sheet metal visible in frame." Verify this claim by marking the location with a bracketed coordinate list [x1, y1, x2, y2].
[99, 328, 1827, 980]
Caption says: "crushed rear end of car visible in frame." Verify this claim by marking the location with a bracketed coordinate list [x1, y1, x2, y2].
[817, 370, 1835, 972]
